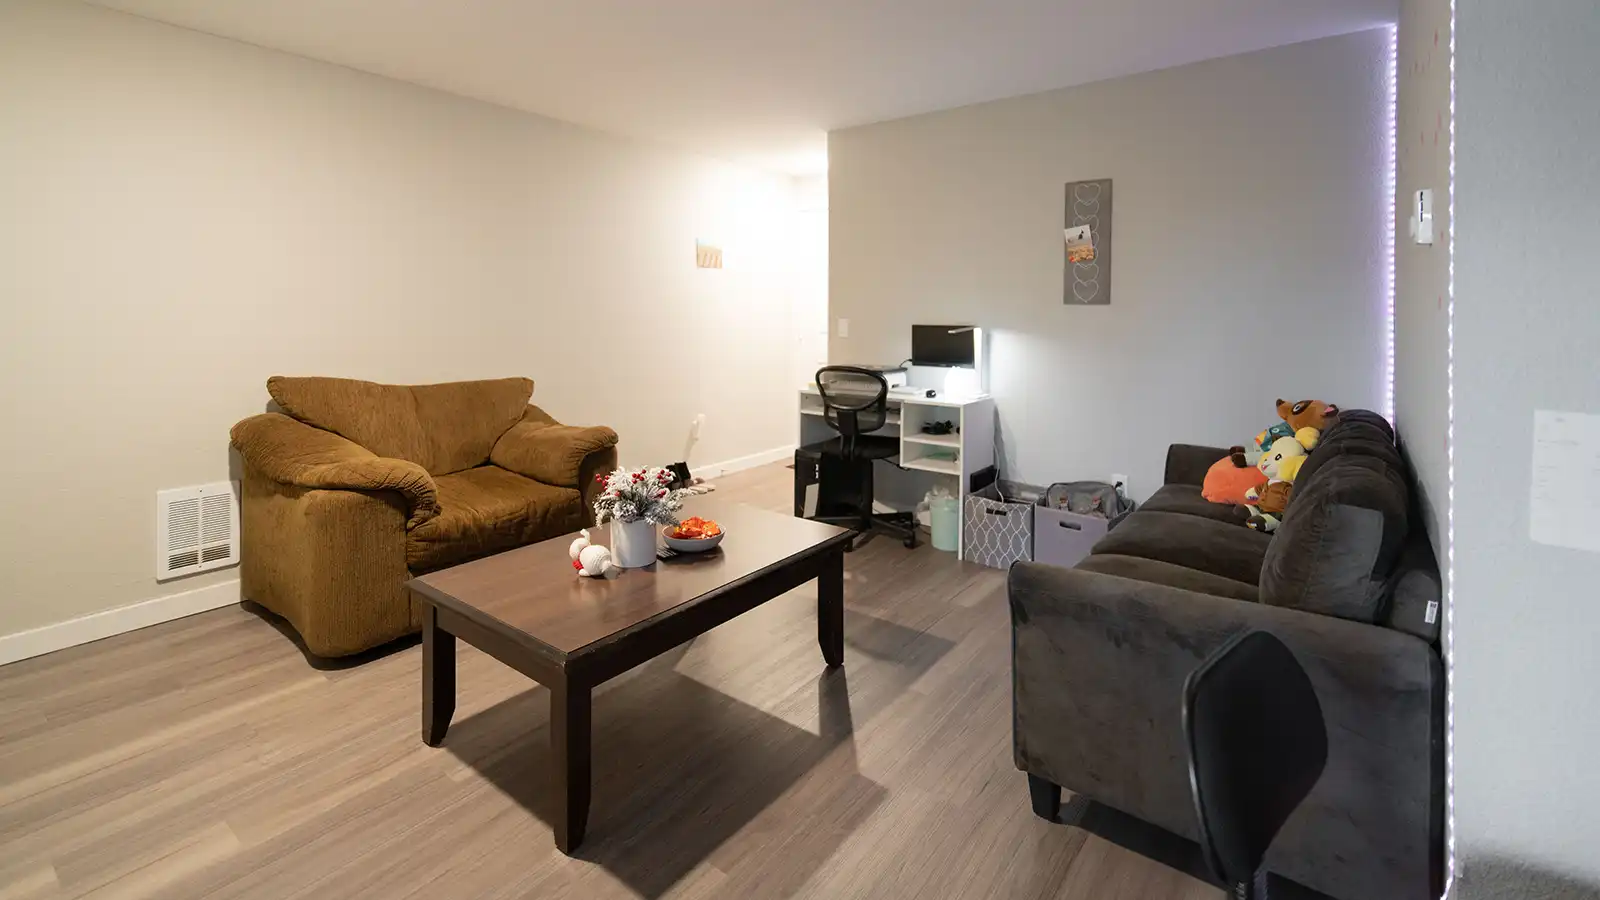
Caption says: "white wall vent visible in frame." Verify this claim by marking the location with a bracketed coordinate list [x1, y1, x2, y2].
[156, 481, 239, 581]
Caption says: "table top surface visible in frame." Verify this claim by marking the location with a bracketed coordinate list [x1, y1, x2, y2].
[408, 498, 850, 657]
[799, 385, 993, 408]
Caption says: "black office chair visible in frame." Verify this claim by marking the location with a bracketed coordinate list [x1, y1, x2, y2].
[809, 366, 918, 549]
[1183, 630, 1328, 900]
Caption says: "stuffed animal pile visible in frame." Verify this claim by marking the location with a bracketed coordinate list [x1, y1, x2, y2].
[1233, 399, 1339, 532]
[1229, 399, 1339, 468]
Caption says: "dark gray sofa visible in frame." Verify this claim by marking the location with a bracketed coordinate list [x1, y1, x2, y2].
[1010, 411, 1444, 900]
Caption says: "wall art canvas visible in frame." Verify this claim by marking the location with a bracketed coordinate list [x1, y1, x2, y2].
[1063, 179, 1112, 305]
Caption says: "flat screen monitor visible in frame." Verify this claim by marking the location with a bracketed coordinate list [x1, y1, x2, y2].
[911, 325, 977, 368]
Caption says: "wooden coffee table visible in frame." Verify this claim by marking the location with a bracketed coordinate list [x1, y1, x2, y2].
[406, 499, 852, 854]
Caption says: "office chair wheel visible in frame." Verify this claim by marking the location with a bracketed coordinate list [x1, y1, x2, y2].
[903, 535, 917, 549]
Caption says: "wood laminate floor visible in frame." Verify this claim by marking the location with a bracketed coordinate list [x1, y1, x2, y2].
[0, 464, 1221, 900]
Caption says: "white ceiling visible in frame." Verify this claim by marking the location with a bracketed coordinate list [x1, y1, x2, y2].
[92, 0, 1397, 176]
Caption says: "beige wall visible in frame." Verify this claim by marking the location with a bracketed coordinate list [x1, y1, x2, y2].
[830, 30, 1392, 498]
[0, 0, 803, 642]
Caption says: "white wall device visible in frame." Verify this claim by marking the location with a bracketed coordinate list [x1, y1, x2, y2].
[1409, 189, 1435, 246]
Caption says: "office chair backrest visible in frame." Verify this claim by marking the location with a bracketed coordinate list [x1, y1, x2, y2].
[815, 366, 889, 441]
[1183, 630, 1328, 898]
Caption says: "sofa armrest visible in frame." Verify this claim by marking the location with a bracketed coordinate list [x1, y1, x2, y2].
[1009, 561, 1442, 899]
[1163, 443, 1231, 487]
[231, 413, 439, 528]
[577, 444, 619, 522]
[490, 408, 619, 489]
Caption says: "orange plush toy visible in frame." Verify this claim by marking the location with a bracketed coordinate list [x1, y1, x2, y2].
[1202, 457, 1268, 505]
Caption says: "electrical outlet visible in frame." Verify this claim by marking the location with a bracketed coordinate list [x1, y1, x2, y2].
[837, 317, 850, 338]
[1111, 473, 1128, 495]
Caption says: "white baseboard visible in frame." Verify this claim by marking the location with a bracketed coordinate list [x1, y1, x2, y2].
[0, 448, 792, 668]
[0, 578, 241, 667]
[694, 445, 796, 481]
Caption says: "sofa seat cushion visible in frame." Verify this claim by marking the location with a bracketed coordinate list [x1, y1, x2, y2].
[408, 465, 586, 572]
[1140, 484, 1250, 525]
[1076, 554, 1259, 603]
[1091, 510, 1272, 585]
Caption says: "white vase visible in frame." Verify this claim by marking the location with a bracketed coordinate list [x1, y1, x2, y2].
[610, 519, 657, 568]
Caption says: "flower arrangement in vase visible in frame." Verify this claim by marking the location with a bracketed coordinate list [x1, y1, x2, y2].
[593, 466, 686, 568]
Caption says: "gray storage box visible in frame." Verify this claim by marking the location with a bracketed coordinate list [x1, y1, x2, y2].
[963, 484, 1034, 569]
[1033, 504, 1109, 569]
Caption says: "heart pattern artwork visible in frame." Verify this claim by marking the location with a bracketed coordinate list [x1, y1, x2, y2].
[1065, 179, 1110, 304]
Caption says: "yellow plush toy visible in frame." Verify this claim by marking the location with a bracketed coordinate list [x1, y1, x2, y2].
[1244, 436, 1308, 532]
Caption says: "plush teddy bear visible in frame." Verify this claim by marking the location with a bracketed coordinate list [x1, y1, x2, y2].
[568, 529, 618, 578]
[1229, 399, 1339, 467]
[1278, 398, 1339, 451]
[1244, 435, 1309, 532]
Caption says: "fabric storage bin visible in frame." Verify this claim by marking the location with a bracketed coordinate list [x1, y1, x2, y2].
[1033, 504, 1109, 569]
[963, 484, 1034, 569]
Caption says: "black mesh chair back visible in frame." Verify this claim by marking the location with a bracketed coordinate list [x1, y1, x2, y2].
[807, 366, 917, 549]
[1183, 630, 1328, 900]
[815, 366, 889, 444]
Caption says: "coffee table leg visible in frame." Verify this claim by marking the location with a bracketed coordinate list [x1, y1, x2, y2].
[817, 548, 845, 668]
[422, 604, 455, 747]
[552, 678, 592, 854]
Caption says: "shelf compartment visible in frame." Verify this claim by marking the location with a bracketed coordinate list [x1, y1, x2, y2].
[901, 456, 961, 476]
[902, 432, 961, 448]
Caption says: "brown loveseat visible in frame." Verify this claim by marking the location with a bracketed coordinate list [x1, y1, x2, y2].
[230, 376, 618, 657]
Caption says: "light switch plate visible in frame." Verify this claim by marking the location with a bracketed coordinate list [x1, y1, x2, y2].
[837, 318, 850, 338]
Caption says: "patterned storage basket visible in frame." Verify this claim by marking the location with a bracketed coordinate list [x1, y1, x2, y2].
[963, 484, 1034, 570]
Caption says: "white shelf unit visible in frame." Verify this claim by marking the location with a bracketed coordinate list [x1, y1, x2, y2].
[895, 400, 963, 473]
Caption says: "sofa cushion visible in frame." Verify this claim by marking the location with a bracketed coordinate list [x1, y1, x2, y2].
[1076, 554, 1259, 603]
[1296, 410, 1402, 495]
[268, 376, 534, 475]
[1090, 510, 1273, 585]
[1142, 483, 1251, 525]
[1259, 453, 1410, 622]
[491, 419, 620, 488]
[407, 465, 586, 571]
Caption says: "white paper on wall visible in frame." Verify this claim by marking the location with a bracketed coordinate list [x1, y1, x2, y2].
[1530, 410, 1600, 553]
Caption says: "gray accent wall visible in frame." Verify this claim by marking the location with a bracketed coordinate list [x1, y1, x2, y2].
[1454, 1, 1600, 896]
[1396, 0, 1452, 559]
[1393, 1, 1454, 888]
[829, 31, 1391, 498]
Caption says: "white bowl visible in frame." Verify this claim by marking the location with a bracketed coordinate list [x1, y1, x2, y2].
[662, 528, 725, 553]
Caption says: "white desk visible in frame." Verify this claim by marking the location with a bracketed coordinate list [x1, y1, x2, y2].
[798, 387, 996, 560]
